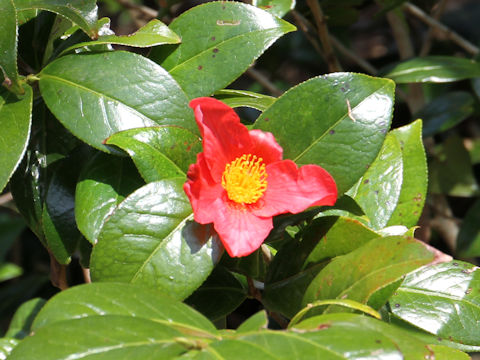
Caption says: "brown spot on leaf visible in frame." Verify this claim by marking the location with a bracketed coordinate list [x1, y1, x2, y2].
[198, 65, 203, 70]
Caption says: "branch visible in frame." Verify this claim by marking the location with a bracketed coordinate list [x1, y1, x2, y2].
[419, 0, 449, 56]
[305, 0, 342, 72]
[404, 2, 479, 55]
[246, 68, 283, 97]
[330, 36, 378, 75]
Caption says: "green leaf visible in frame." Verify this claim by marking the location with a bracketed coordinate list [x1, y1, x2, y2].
[429, 135, 479, 197]
[252, 0, 295, 18]
[5, 298, 46, 339]
[0, 213, 25, 261]
[384, 56, 480, 83]
[457, 199, 480, 257]
[13, 0, 98, 38]
[32, 283, 216, 334]
[292, 313, 438, 359]
[0, 85, 32, 192]
[90, 179, 223, 300]
[214, 89, 276, 111]
[415, 92, 474, 137]
[0, 263, 22, 282]
[16, 8, 38, 24]
[75, 152, 144, 244]
[302, 236, 435, 312]
[10, 316, 190, 359]
[150, 2, 296, 99]
[60, 19, 181, 55]
[185, 267, 247, 321]
[0, 0, 23, 94]
[39, 51, 194, 152]
[236, 311, 268, 333]
[386, 120, 427, 228]
[391, 260, 480, 346]
[0, 338, 19, 359]
[428, 345, 470, 360]
[106, 126, 201, 182]
[254, 73, 395, 194]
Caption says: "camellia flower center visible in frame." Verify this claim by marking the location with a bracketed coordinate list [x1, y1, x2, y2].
[222, 154, 268, 204]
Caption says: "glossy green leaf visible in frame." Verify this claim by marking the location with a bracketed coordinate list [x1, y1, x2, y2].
[292, 313, 438, 359]
[39, 51, 194, 152]
[16, 8, 38, 24]
[351, 136, 403, 229]
[0, 263, 22, 282]
[0, 338, 19, 359]
[13, 0, 98, 38]
[106, 126, 201, 182]
[252, 0, 295, 18]
[75, 152, 144, 244]
[429, 135, 479, 197]
[10, 316, 189, 359]
[0, 85, 32, 192]
[302, 236, 435, 311]
[90, 179, 223, 300]
[214, 89, 276, 111]
[391, 260, 480, 345]
[254, 73, 395, 194]
[428, 345, 470, 360]
[415, 92, 474, 137]
[305, 216, 380, 266]
[42, 153, 88, 264]
[32, 283, 217, 334]
[0, 0, 23, 94]
[151, 1, 296, 99]
[386, 120, 427, 228]
[236, 311, 268, 333]
[5, 298, 46, 339]
[384, 56, 480, 83]
[185, 267, 247, 321]
[61, 19, 181, 55]
[457, 199, 480, 257]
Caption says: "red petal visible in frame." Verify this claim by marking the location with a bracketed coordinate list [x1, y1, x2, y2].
[249, 129, 283, 164]
[253, 160, 337, 217]
[184, 153, 225, 224]
[213, 202, 273, 257]
[190, 97, 252, 179]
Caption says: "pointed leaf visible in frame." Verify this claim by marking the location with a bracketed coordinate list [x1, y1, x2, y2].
[13, 0, 98, 38]
[75, 152, 144, 244]
[302, 236, 435, 311]
[254, 73, 395, 194]
[90, 179, 223, 300]
[106, 126, 201, 182]
[150, 2, 296, 98]
[384, 56, 480, 83]
[0, 0, 23, 94]
[253, 0, 295, 18]
[386, 120, 427, 227]
[391, 260, 480, 346]
[236, 311, 268, 333]
[0, 85, 32, 192]
[32, 282, 216, 334]
[214, 89, 276, 111]
[61, 19, 181, 54]
[39, 51, 195, 152]
[0, 263, 22, 282]
[5, 298, 46, 339]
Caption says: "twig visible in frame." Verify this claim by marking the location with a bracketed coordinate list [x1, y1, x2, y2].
[306, 0, 342, 72]
[49, 252, 68, 290]
[269, 311, 289, 329]
[404, 2, 479, 55]
[330, 36, 378, 75]
[419, 0, 449, 56]
[291, 10, 325, 60]
[83, 268, 91, 283]
[246, 68, 283, 97]
[115, 0, 158, 20]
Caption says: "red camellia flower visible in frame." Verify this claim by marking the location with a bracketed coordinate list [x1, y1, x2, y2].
[184, 97, 338, 257]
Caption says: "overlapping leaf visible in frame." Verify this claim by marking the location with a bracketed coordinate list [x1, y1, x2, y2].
[39, 51, 194, 152]
[150, 1, 296, 99]
[391, 260, 480, 346]
[90, 179, 223, 300]
[0, 85, 32, 192]
[254, 73, 395, 194]
[214, 89, 276, 111]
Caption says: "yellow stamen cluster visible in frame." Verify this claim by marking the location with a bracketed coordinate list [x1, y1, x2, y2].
[222, 154, 267, 204]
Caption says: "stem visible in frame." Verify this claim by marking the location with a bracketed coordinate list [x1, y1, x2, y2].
[419, 0, 449, 57]
[404, 2, 479, 55]
[49, 252, 68, 290]
[306, 0, 342, 72]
